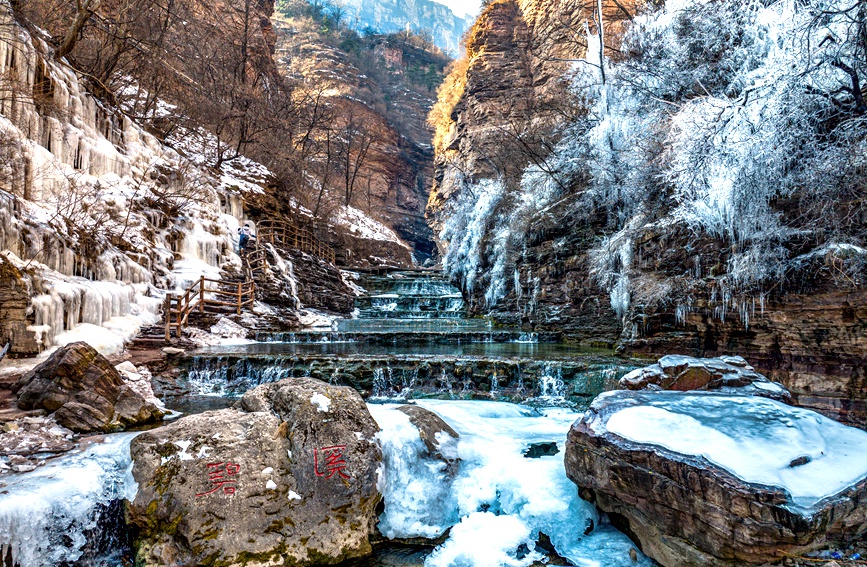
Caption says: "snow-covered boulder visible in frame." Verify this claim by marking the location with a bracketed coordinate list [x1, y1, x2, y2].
[565, 391, 867, 567]
[620, 355, 791, 402]
[129, 378, 382, 567]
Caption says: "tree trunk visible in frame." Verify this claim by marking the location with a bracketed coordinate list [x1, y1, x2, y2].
[56, 0, 102, 60]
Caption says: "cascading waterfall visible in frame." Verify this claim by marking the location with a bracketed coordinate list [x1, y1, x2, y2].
[536, 363, 567, 401]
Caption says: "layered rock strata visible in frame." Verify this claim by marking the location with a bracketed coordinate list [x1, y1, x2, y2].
[565, 390, 867, 566]
[14, 342, 164, 432]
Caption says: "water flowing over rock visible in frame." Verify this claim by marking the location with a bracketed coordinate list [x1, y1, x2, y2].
[564, 390, 867, 566]
[14, 342, 164, 432]
[128, 377, 382, 567]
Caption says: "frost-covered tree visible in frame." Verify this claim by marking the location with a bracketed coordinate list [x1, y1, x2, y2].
[443, 0, 867, 324]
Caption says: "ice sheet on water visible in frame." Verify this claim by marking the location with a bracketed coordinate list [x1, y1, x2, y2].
[599, 392, 867, 510]
[426, 512, 544, 567]
[0, 433, 138, 567]
[370, 401, 652, 567]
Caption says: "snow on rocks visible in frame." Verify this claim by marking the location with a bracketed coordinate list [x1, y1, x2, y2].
[0, 414, 75, 473]
[565, 390, 867, 566]
[620, 355, 791, 401]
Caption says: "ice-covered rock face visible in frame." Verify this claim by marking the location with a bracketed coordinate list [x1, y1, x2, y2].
[0, 433, 139, 567]
[370, 401, 654, 567]
[0, 2, 261, 356]
[566, 390, 867, 566]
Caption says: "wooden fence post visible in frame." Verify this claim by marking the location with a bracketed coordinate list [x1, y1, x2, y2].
[164, 294, 171, 341]
[199, 276, 205, 313]
[237, 282, 242, 315]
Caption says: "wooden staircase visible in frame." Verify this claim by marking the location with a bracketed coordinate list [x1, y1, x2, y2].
[163, 276, 256, 340]
[157, 218, 336, 342]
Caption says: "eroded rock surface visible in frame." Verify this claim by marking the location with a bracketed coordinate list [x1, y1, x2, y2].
[620, 355, 791, 402]
[129, 377, 382, 567]
[14, 342, 164, 432]
[565, 391, 867, 567]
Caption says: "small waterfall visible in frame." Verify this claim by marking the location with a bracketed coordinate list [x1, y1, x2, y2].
[356, 273, 467, 320]
[183, 357, 295, 396]
[372, 367, 388, 398]
[514, 332, 538, 343]
[538, 366, 566, 399]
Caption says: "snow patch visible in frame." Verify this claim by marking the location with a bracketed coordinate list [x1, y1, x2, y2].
[311, 393, 332, 412]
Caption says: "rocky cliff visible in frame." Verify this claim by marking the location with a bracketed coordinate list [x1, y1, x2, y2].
[342, 0, 473, 55]
[271, 3, 452, 264]
[429, 0, 867, 426]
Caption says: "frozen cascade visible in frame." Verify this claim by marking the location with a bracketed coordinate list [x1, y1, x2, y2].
[26, 266, 162, 355]
[535, 364, 566, 402]
[0, 5, 257, 357]
[172, 218, 227, 291]
[370, 401, 653, 567]
[265, 243, 302, 310]
[0, 433, 138, 567]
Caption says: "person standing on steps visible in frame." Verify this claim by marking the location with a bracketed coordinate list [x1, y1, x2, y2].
[247, 221, 258, 252]
[238, 223, 251, 256]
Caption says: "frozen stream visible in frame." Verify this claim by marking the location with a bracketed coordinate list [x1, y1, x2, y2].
[371, 401, 652, 567]
[0, 272, 652, 566]
[0, 403, 650, 567]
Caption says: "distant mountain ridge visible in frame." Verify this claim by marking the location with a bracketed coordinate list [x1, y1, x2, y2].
[343, 0, 473, 55]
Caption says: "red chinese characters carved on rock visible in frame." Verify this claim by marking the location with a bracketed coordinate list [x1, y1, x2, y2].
[195, 462, 241, 497]
[314, 445, 350, 479]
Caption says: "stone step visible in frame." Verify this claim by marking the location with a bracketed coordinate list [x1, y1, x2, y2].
[255, 330, 562, 345]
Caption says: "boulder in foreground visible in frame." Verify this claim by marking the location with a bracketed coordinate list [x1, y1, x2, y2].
[129, 378, 382, 567]
[14, 342, 164, 432]
[565, 390, 867, 567]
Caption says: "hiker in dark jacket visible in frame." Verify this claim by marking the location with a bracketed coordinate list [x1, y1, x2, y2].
[238, 224, 251, 255]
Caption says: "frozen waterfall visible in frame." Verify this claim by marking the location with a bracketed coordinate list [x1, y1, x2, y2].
[370, 401, 653, 567]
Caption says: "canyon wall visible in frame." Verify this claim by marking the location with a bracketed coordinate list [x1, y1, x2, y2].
[429, 0, 867, 426]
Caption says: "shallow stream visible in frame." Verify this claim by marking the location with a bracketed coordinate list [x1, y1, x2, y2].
[0, 271, 652, 566]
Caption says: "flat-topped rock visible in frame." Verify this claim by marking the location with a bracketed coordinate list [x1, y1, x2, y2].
[565, 390, 867, 566]
[620, 355, 791, 402]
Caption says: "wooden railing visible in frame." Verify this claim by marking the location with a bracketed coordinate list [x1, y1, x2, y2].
[257, 220, 336, 264]
[164, 276, 256, 340]
[243, 246, 269, 281]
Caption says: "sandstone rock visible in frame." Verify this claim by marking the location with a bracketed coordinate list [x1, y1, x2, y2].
[565, 390, 867, 567]
[129, 378, 382, 567]
[14, 342, 164, 432]
[619, 355, 792, 402]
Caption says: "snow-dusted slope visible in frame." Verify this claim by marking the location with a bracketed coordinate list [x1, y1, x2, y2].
[0, 1, 263, 355]
[342, 0, 473, 54]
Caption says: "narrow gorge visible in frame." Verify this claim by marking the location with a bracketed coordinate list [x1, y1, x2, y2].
[0, 0, 866, 566]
